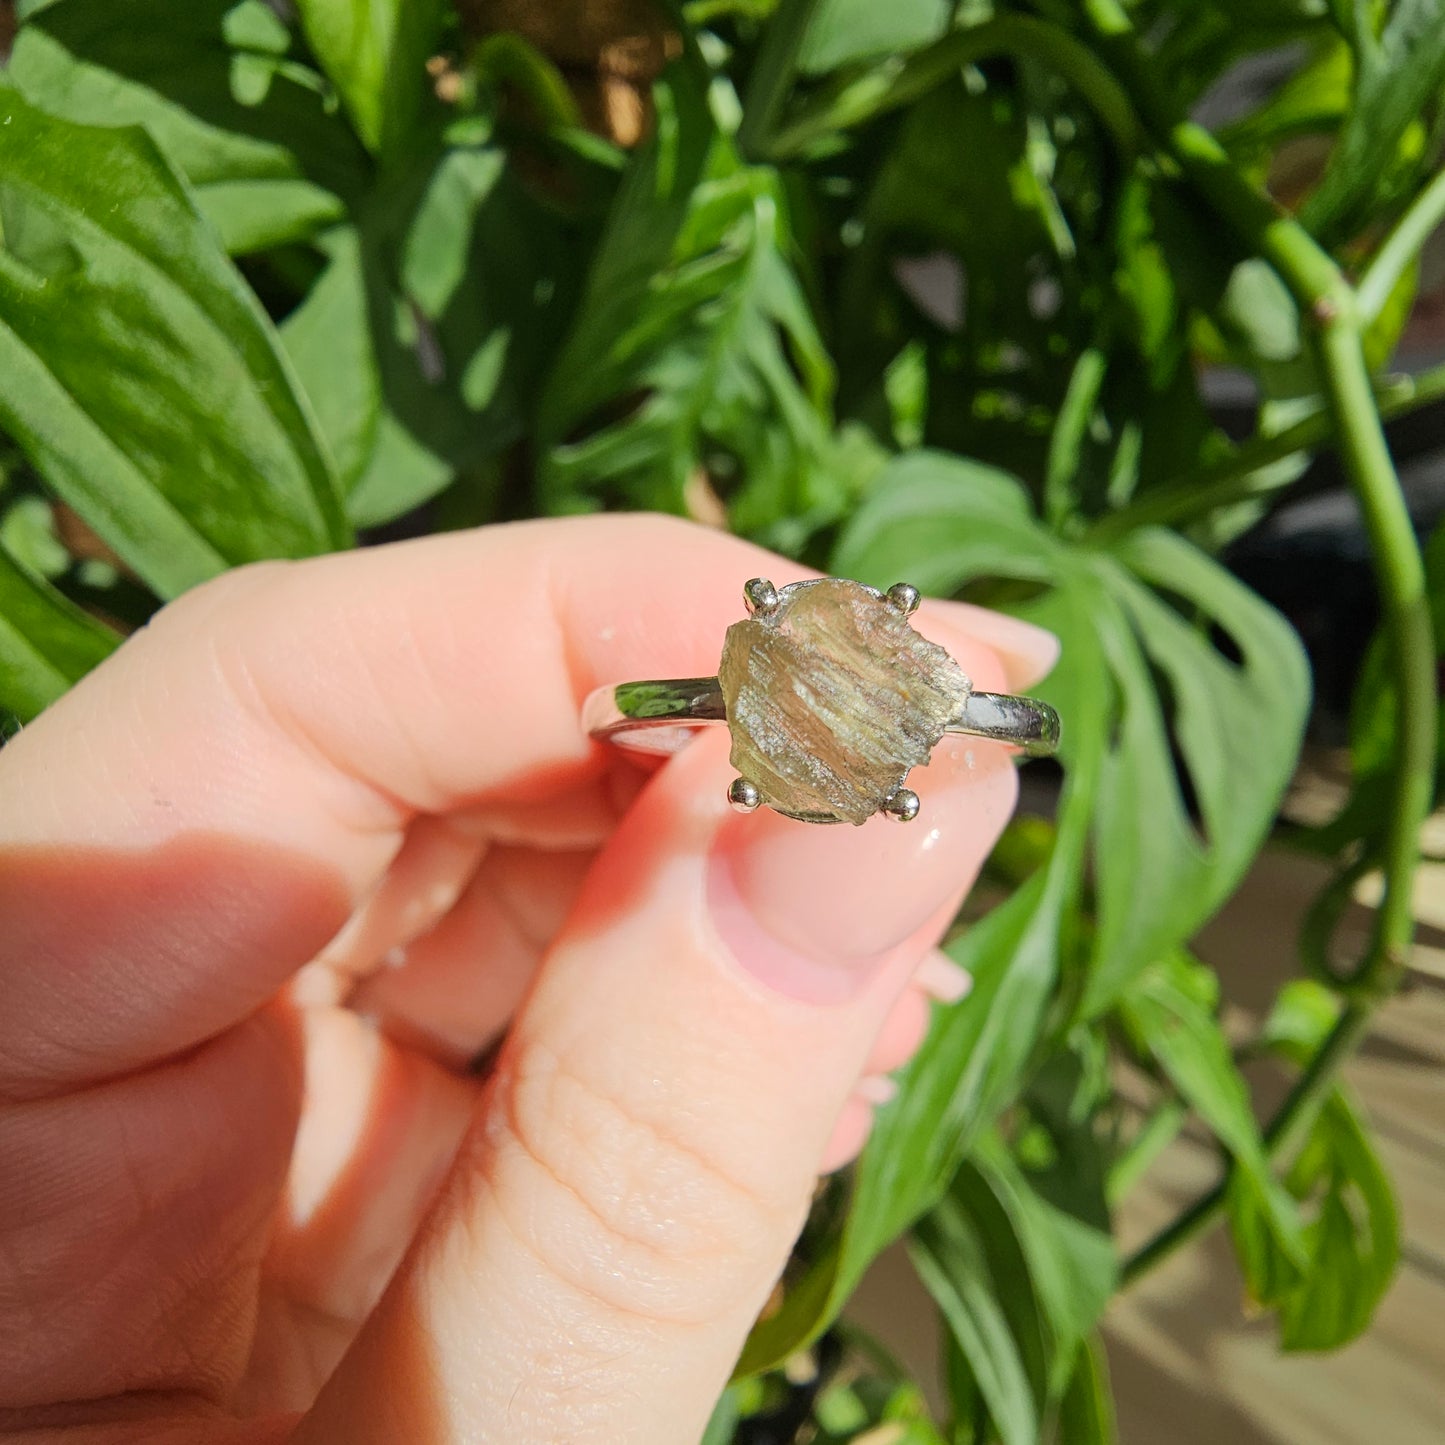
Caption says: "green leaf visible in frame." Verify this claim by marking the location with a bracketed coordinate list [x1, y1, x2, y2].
[975, 1138, 1117, 1392]
[1277, 1093, 1399, 1350]
[1121, 951, 1308, 1277]
[346, 138, 576, 528]
[1244, 982, 1402, 1347]
[537, 61, 839, 550]
[932, 1132, 1116, 1438]
[912, 1195, 1040, 1445]
[700, 1383, 743, 1445]
[0, 87, 350, 597]
[1260, 978, 1343, 1066]
[830, 451, 1060, 589]
[9, 0, 366, 254]
[1083, 531, 1309, 1010]
[1300, 0, 1445, 242]
[798, 0, 952, 76]
[0, 543, 121, 723]
[1056, 1335, 1118, 1445]
[1220, 34, 1351, 152]
[1226, 1086, 1400, 1344]
[294, 0, 446, 157]
[835, 452, 1311, 1013]
[0, 494, 68, 578]
[280, 227, 380, 493]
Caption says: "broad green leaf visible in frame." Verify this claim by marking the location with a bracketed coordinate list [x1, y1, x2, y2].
[0, 88, 350, 598]
[974, 1137, 1117, 1393]
[937, 1133, 1115, 1436]
[1226, 1088, 1400, 1344]
[1056, 1335, 1118, 1445]
[798, 0, 952, 76]
[537, 62, 839, 550]
[837, 453, 1311, 1013]
[945, 1164, 1053, 1424]
[1278, 1093, 1399, 1350]
[1243, 980, 1401, 1346]
[1083, 531, 1309, 1010]
[830, 451, 1060, 589]
[1121, 951, 1307, 1274]
[281, 227, 381, 494]
[346, 139, 576, 528]
[0, 543, 120, 722]
[912, 1196, 1039, 1445]
[9, 0, 366, 254]
[294, 0, 446, 157]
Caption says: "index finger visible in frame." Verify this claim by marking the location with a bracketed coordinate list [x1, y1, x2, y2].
[0, 514, 1045, 1097]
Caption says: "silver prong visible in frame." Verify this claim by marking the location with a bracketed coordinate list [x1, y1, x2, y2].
[883, 786, 921, 823]
[744, 577, 780, 616]
[887, 582, 921, 615]
[728, 777, 762, 813]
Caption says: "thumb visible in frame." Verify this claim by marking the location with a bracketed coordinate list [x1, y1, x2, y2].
[300, 694, 1017, 1444]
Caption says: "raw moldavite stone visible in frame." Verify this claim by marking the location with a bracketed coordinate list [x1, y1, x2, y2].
[719, 578, 972, 825]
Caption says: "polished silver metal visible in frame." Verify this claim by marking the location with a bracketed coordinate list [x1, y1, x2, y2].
[743, 576, 780, 616]
[883, 786, 921, 823]
[582, 575, 1061, 823]
[583, 679, 1059, 755]
[728, 777, 762, 812]
[886, 581, 921, 615]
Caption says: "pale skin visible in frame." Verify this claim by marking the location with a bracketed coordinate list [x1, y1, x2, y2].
[0, 515, 1057, 1444]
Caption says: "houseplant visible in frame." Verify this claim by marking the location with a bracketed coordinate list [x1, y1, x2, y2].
[1, 0, 1441, 1438]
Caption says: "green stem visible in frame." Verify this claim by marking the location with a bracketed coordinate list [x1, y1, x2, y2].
[764, 14, 1142, 159]
[737, 0, 827, 161]
[1091, 362, 1445, 537]
[1085, 0, 1436, 1285]
[1357, 166, 1445, 324]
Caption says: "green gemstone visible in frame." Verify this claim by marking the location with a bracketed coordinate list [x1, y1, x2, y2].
[719, 578, 972, 824]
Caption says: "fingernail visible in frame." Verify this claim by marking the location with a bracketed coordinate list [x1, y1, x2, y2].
[707, 738, 1017, 1004]
[924, 601, 1060, 691]
[916, 949, 972, 1004]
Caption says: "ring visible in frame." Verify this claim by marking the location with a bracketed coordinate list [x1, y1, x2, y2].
[582, 577, 1061, 825]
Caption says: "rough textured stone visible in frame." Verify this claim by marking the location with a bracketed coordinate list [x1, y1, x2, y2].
[719, 578, 972, 824]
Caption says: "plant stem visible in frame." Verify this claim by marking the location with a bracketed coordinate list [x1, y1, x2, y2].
[1084, 0, 1437, 1285]
[1357, 165, 1445, 324]
[737, 0, 826, 161]
[1090, 361, 1445, 537]
[764, 14, 1142, 159]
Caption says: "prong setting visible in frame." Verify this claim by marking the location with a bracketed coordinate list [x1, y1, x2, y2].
[728, 777, 762, 813]
[743, 577, 780, 616]
[882, 786, 921, 823]
[887, 582, 921, 615]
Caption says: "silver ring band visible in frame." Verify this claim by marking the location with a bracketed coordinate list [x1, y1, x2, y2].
[582, 677, 1061, 758]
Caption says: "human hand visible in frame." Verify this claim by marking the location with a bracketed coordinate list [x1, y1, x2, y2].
[0, 516, 1056, 1444]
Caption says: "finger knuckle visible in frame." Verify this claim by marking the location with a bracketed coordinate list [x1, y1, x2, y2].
[473, 1036, 802, 1329]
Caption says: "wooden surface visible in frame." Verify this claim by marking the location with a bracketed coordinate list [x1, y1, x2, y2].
[847, 847, 1445, 1442]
